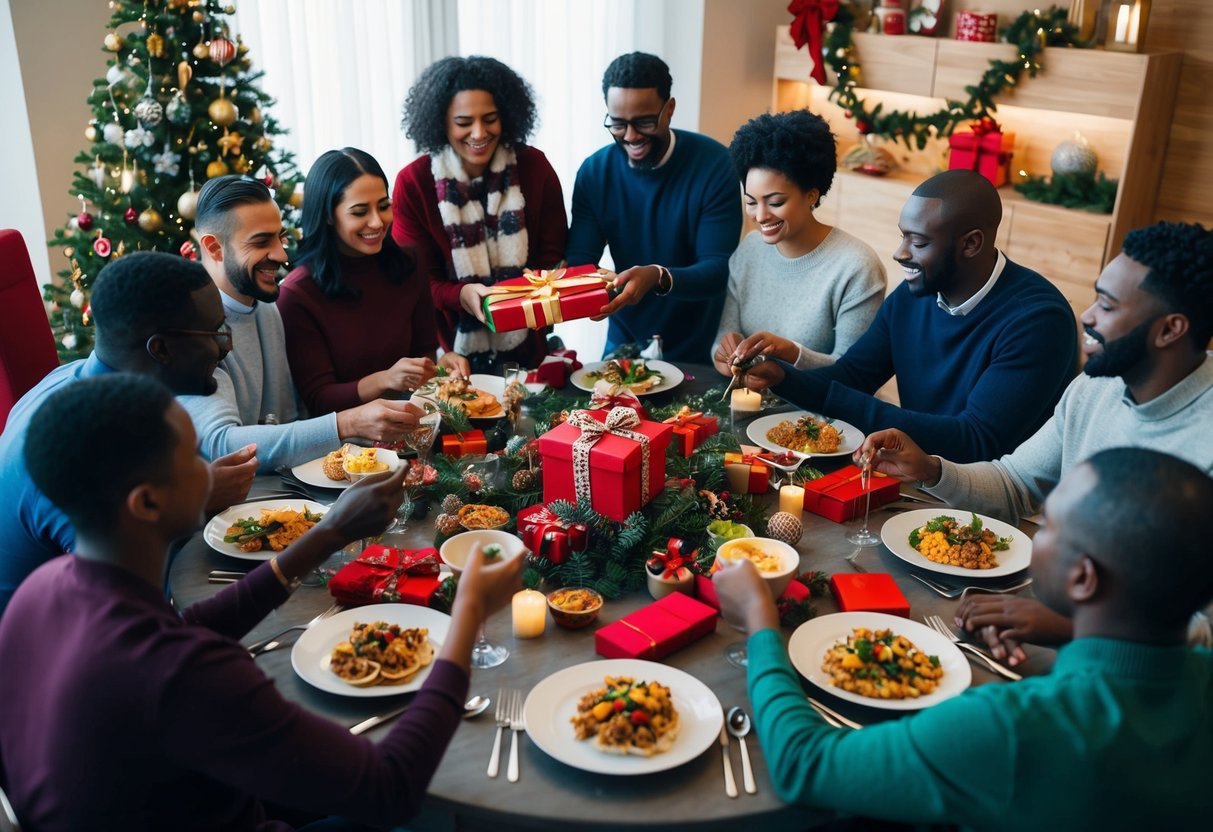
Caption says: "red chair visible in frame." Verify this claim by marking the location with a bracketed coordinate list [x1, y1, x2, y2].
[0, 229, 60, 432]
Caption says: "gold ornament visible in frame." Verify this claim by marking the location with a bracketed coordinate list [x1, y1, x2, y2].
[207, 97, 238, 127]
[253, 136, 273, 153]
[224, 4, 236, 13]
[167, 0, 189, 10]
[192, 39, 209, 59]
[104, 32, 124, 52]
[64, 247, 75, 258]
[177, 189, 199, 219]
[114, 240, 127, 258]
[138, 208, 164, 233]
[217, 129, 245, 157]
[231, 155, 252, 174]
[206, 159, 230, 178]
[288, 182, 304, 208]
[146, 32, 165, 58]
[85, 125, 98, 142]
[247, 105, 262, 125]
[177, 60, 192, 91]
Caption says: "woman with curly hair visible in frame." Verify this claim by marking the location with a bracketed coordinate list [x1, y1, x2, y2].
[278, 148, 469, 416]
[712, 109, 885, 378]
[393, 56, 567, 373]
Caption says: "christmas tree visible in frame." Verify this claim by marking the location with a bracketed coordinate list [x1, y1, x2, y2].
[45, 0, 304, 361]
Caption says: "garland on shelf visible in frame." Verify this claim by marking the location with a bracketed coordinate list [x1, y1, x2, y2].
[1013, 170, 1118, 214]
[816, 5, 1085, 148]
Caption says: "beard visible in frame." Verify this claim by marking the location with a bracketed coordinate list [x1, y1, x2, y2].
[901, 252, 959, 299]
[1083, 318, 1154, 378]
[615, 129, 671, 171]
[223, 247, 280, 303]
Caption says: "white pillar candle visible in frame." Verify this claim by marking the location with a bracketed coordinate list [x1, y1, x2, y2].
[730, 388, 762, 412]
[779, 483, 805, 516]
[1113, 4, 1130, 42]
[512, 589, 547, 638]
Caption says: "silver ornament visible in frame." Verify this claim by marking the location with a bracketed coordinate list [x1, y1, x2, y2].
[103, 122, 125, 145]
[62, 332, 78, 350]
[134, 96, 164, 128]
[105, 64, 130, 87]
[1050, 136, 1098, 176]
[70, 288, 85, 308]
[166, 93, 192, 126]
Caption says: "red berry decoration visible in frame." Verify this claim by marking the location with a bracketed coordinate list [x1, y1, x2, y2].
[856, 121, 872, 135]
[92, 236, 112, 258]
[124, 207, 138, 224]
[844, 109, 853, 118]
[77, 211, 94, 231]
[262, 175, 274, 188]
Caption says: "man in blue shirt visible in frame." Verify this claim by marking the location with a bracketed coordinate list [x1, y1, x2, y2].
[565, 52, 741, 362]
[0, 252, 257, 616]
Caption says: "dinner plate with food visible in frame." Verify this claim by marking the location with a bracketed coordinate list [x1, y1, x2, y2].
[571, 359, 684, 396]
[880, 509, 1030, 578]
[746, 411, 861, 458]
[413, 373, 527, 420]
[291, 445, 404, 490]
[523, 659, 722, 775]
[291, 604, 452, 697]
[203, 499, 327, 561]
[788, 612, 971, 711]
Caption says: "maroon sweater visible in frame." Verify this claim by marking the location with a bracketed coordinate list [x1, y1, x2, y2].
[391, 144, 568, 356]
[278, 253, 440, 415]
[0, 556, 468, 831]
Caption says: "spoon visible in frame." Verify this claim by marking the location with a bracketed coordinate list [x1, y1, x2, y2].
[462, 693, 491, 719]
[726, 706, 757, 794]
[349, 695, 491, 735]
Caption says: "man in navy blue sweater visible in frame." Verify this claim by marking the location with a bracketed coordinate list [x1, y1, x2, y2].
[735, 169, 1077, 462]
[566, 52, 741, 363]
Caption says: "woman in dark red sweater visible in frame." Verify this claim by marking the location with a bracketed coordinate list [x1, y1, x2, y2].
[393, 56, 567, 374]
[279, 148, 470, 416]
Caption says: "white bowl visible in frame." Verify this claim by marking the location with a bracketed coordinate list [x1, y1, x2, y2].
[714, 536, 800, 598]
[341, 447, 403, 483]
[439, 529, 528, 575]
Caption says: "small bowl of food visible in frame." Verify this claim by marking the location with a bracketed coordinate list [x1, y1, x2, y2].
[457, 503, 511, 531]
[546, 587, 604, 629]
[713, 537, 799, 598]
[341, 446, 400, 483]
[706, 519, 754, 548]
[439, 529, 527, 575]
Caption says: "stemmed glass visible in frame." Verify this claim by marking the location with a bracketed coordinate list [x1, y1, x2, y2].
[845, 453, 881, 547]
[382, 404, 439, 536]
[501, 361, 527, 435]
[441, 532, 521, 669]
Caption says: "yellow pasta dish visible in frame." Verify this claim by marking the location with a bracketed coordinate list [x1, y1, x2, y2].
[821, 627, 943, 700]
[765, 415, 842, 454]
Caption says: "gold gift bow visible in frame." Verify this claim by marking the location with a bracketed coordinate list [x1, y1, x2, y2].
[567, 407, 652, 509]
[483, 267, 613, 329]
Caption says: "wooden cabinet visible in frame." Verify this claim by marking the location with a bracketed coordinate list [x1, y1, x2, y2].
[772, 27, 1182, 315]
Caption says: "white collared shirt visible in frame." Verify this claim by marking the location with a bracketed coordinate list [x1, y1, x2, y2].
[936, 249, 1006, 316]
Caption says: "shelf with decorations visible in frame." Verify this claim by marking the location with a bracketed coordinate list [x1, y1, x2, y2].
[772, 25, 1181, 320]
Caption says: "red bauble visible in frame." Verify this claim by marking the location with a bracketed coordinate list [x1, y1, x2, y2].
[856, 121, 873, 135]
[844, 109, 853, 118]
[179, 240, 197, 260]
[93, 236, 112, 258]
[209, 37, 236, 67]
[77, 211, 94, 231]
[262, 175, 274, 188]
[124, 207, 138, 224]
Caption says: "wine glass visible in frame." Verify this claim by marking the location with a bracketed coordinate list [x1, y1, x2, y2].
[501, 361, 526, 434]
[439, 530, 527, 669]
[404, 404, 441, 469]
[845, 453, 881, 547]
[720, 538, 799, 668]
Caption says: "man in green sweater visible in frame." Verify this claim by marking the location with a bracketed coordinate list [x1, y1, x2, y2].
[715, 446, 1213, 829]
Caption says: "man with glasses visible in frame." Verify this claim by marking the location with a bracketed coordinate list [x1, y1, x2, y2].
[180, 175, 422, 471]
[565, 52, 741, 362]
[0, 252, 258, 617]
[734, 169, 1077, 463]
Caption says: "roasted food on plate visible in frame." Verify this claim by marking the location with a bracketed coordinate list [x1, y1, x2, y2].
[909, 513, 1011, 570]
[223, 507, 321, 552]
[765, 414, 842, 454]
[329, 622, 434, 687]
[822, 627, 943, 700]
[570, 675, 679, 756]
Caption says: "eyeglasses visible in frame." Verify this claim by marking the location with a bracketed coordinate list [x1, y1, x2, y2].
[603, 99, 670, 137]
[153, 322, 234, 350]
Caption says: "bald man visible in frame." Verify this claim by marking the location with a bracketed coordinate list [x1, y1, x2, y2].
[735, 169, 1077, 463]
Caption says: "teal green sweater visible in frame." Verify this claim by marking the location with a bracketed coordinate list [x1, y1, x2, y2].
[747, 628, 1212, 829]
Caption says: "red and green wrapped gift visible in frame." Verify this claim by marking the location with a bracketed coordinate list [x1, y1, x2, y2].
[663, 405, 719, 457]
[329, 544, 445, 607]
[440, 429, 487, 459]
[723, 451, 771, 495]
[646, 537, 698, 581]
[482, 265, 614, 333]
[595, 592, 718, 660]
[517, 503, 589, 565]
[948, 118, 1015, 188]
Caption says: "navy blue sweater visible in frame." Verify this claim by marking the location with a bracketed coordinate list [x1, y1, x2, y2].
[772, 259, 1077, 463]
[565, 130, 741, 362]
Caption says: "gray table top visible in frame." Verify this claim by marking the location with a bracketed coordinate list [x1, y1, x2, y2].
[168, 364, 1052, 831]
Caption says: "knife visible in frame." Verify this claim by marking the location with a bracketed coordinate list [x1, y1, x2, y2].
[719, 723, 738, 798]
[350, 705, 407, 736]
[955, 642, 1023, 681]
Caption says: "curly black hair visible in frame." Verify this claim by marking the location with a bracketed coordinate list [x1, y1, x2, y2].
[601, 52, 672, 100]
[728, 110, 837, 206]
[1122, 221, 1213, 348]
[91, 251, 211, 352]
[401, 56, 537, 154]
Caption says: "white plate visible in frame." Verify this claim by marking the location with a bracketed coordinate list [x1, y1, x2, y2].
[291, 447, 403, 490]
[570, 360, 685, 396]
[745, 411, 861, 459]
[524, 659, 722, 775]
[788, 612, 971, 711]
[880, 508, 1031, 579]
[291, 605, 452, 698]
[202, 499, 328, 561]
[414, 374, 544, 419]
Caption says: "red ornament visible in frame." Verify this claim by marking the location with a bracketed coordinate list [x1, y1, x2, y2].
[124, 207, 138, 224]
[93, 236, 112, 258]
[179, 240, 197, 260]
[82, 302, 92, 326]
[77, 211, 94, 231]
[262, 175, 274, 188]
[209, 37, 236, 67]
[856, 121, 873, 135]
[844, 109, 853, 118]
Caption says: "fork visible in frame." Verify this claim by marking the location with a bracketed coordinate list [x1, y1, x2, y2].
[247, 603, 341, 657]
[923, 615, 1023, 681]
[807, 697, 864, 730]
[487, 687, 509, 778]
[507, 689, 525, 782]
[912, 573, 1033, 599]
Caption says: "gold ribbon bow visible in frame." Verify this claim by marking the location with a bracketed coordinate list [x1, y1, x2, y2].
[567, 407, 651, 508]
[483, 268, 612, 329]
[663, 406, 704, 427]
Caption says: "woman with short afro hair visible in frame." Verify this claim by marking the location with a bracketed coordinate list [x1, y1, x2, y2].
[712, 109, 886, 377]
[392, 56, 567, 373]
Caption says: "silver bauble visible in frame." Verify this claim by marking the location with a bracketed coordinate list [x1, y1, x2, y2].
[102, 122, 125, 145]
[134, 96, 164, 128]
[1050, 137, 1098, 176]
[166, 94, 192, 126]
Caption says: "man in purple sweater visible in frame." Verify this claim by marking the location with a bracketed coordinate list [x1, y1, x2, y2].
[0, 374, 521, 831]
[733, 169, 1077, 463]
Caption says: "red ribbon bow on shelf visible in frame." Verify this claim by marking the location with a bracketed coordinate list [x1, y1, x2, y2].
[788, 0, 841, 85]
[646, 537, 699, 581]
[970, 116, 1000, 136]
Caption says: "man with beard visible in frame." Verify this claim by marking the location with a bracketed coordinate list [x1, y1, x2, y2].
[854, 221, 1213, 662]
[735, 169, 1077, 462]
[181, 176, 422, 470]
[0, 252, 257, 617]
[565, 52, 741, 362]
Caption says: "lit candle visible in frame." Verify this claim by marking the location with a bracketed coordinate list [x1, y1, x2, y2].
[779, 483, 805, 516]
[1113, 4, 1130, 42]
[512, 589, 546, 638]
[731, 388, 762, 412]
[1128, 2, 1141, 43]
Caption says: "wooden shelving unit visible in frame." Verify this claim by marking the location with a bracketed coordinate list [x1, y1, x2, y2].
[772, 27, 1182, 321]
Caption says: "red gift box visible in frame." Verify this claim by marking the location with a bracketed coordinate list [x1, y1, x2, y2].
[482, 265, 613, 333]
[694, 573, 808, 611]
[329, 544, 445, 607]
[803, 464, 900, 522]
[723, 451, 771, 495]
[955, 10, 997, 42]
[588, 380, 650, 421]
[595, 592, 718, 660]
[528, 349, 582, 389]
[539, 407, 672, 522]
[517, 503, 589, 565]
[663, 406, 719, 457]
[829, 572, 910, 617]
[440, 429, 487, 459]
[948, 127, 1015, 187]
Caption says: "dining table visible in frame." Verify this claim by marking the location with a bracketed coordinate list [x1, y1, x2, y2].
[168, 363, 1053, 831]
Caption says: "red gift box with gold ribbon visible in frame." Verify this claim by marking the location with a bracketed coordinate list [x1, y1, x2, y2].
[723, 451, 771, 494]
[803, 464, 900, 523]
[482, 265, 613, 333]
[440, 429, 487, 459]
[595, 592, 718, 660]
[328, 544, 445, 607]
[516, 503, 589, 565]
[663, 406, 719, 457]
[948, 119, 1015, 187]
